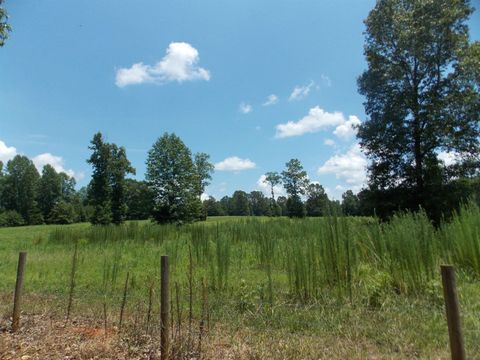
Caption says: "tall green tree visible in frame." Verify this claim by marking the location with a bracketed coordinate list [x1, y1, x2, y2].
[282, 159, 309, 217]
[341, 190, 360, 216]
[59, 172, 76, 202]
[202, 196, 224, 216]
[146, 133, 202, 223]
[305, 183, 329, 217]
[2, 155, 42, 224]
[193, 152, 214, 198]
[248, 191, 270, 216]
[37, 164, 62, 220]
[110, 145, 135, 224]
[193, 152, 214, 220]
[230, 190, 251, 216]
[0, 0, 11, 47]
[358, 0, 480, 211]
[219, 195, 232, 215]
[124, 179, 154, 220]
[87, 132, 112, 224]
[263, 171, 282, 216]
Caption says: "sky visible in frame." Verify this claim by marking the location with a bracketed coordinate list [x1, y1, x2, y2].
[1, 0, 479, 200]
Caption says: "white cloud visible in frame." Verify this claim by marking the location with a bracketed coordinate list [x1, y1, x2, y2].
[438, 151, 460, 167]
[215, 156, 256, 171]
[263, 94, 279, 106]
[32, 153, 76, 179]
[275, 106, 345, 138]
[0, 140, 17, 163]
[200, 193, 210, 201]
[115, 42, 210, 87]
[289, 81, 315, 101]
[276, 107, 362, 139]
[333, 115, 361, 140]
[256, 174, 286, 199]
[318, 144, 367, 189]
[324, 139, 336, 146]
[239, 102, 253, 114]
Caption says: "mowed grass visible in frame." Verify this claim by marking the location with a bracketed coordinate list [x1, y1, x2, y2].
[0, 206, 479, 358]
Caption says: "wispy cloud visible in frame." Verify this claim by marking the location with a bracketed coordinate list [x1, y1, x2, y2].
[324, 138, 336, 146]
[239, 102, 253, 114]
[289, 81, 315, 101]
[320, 74, 332, 87]
[215, 156, 256, 171]
[262, 94, 279, 106]
[115, 42, 210, 87]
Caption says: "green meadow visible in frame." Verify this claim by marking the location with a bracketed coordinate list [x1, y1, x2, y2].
[1, 205, 479, 358]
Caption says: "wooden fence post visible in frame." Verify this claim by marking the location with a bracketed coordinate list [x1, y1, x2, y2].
[12, 252, 27, 332]
[161, 255, 170, 360]
[441, 265, 466, 360]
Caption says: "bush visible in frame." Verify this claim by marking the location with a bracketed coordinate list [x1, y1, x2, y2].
[48, 201, 77, 224]
[0, 210, 26, 227]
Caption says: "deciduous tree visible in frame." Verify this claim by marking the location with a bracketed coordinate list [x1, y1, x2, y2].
[282, 159, 309, 217]
[146, 133, 202, 223]
[358, 0, 480, 212]
[87, 133, 113, 224]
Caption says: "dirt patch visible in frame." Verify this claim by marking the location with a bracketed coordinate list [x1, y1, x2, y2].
[0, 314, 158, 360]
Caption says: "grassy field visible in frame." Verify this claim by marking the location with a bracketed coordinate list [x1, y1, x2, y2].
[0, 205, 479, 359]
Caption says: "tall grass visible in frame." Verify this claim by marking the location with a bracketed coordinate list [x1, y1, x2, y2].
[27, 202, 478, 305]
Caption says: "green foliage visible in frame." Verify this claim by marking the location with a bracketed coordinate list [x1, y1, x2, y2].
[0, 0, 11, 47]
[230, 190, 251, 216]
[202, 196, 225, 216]
[248, 191, 271, 216]
[193, 152, 214, 197]
[358, 0, 479, 210]
[87, 132, 134, 225]
[37, 164, 62, 220]
[440, 202, 480, 277]
[286, 195, 305, 218]
[341, 190, 360, 216]
[305, 183, 329, 217]
[282, 159, 309, 218]
[264, 172, 282, 216]
[110, 145, 135, 224]
[1, 207, 480, 356]
[124, 179, 154, 220]
[87, 133, 113, 225]
[0, 210, 25, 227]
[1, 155, 42, 224]
[146, 132, 204, 223]
[48, 200, 77, 224]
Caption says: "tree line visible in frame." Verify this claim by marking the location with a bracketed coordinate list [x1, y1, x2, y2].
[0, 132, 365, 227]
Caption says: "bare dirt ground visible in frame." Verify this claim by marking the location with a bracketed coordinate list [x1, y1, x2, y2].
[0, 312, 444, 360]
[0, 314, 159, 360]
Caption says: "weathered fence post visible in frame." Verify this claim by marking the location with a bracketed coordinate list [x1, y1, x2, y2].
[12, 251, 27, 332]
[441, 265, 466, 360]
[161, 255, 170, 360]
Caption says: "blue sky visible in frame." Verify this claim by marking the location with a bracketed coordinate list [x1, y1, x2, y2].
[1, 0, 479, 200]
